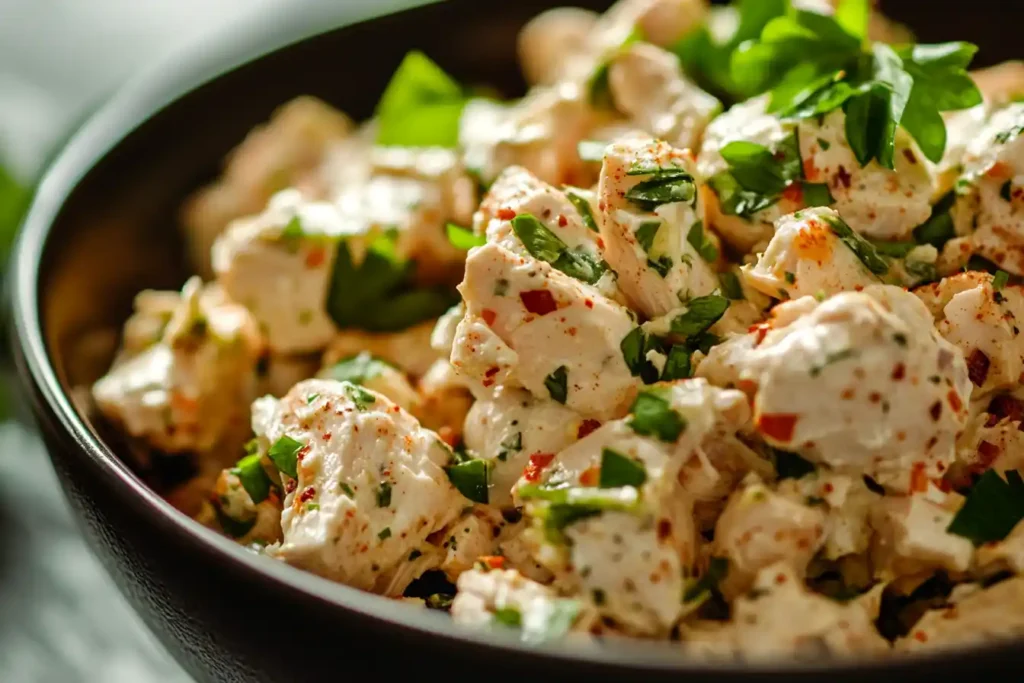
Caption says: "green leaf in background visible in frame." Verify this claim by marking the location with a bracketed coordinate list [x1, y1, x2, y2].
[375, 51, 467, 147]
[0, 165, 27, 261]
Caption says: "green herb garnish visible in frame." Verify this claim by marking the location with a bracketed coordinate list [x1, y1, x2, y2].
[565, 188, 599, 232]
[824, 213, 890, 276]
[268, 435, 303, 479]
[599, 449, 647, 488]
[628, 391, 686, 442]
[344, 383, 377, 411]
[376, 482, 393, 508]
[669, 295, 730, 337]
[376, 51, 467, 147]
[947, 470, 1024, 545]
[231, 454, 272, 504]
[683, 557, 729, 603]
[511, 213, 607, 284]
[445, 458, 491, 504]
[687, 221, 718, 262]
[544, 365, 569, 404]
[323, 352, 390, 386]
[625, 167, 697, 211]
[446, 223, 486, 250]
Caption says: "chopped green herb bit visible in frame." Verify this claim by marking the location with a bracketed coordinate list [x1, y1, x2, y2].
[817, 137, 831, 150]
[809, 348, 859, 377]
[376, 51, 467, 148]
[687, 221, 718, 262]
[244, 438, 260, 457]
[214, 507, 256, 539]
[719, 271, 745, 300]
[565, 188, 599, 232]
[268, 435, 304, 479]
[498, 433, 523, 463]
[376, 482, 393, 508]
[511, 213, 607, 284]
[669, 295, 730, 338]
[913, 192, 957, 248]
[948, 470, 1024, 545]
[426, 593, 455, 610]
[1001, 181, 1014, 203]
[625, 168, 696, 211]
[824, 214, 890, 276]
[635, 220, 662, 253]
[784, 271, 796, 284]
[378, 527, 392, 541]
[409, 549, 423, 561]
[493, 607, 523, 628]
[661, 344, 693, 381]
[773, 450, 816, 480]
[340, 483, 355, 498]
[324, 352, 390, 386]
[305, 393, 320, 404]
[307, 503, 320, 512]
[493, 278, 510, 296]
[628, 391, 686, 443]
[620, 327, 647, 378]
[648, 255, 674, 278]
[231, 454, 272, 504]
[281, 215, 304, 243]
[345, 383, 377, 411]
[599, 449, 648, 488]
[545, 365, 569, 404]
[869, 240, 917, 258]
[446, 223, 486, 250]
[445, 458, 491, 504]
[802, 182, 835, 208]
[683, 557, 729, 603]
[993, 270, 1010, 291]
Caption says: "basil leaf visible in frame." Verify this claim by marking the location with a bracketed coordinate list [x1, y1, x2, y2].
[446, 223, 486, 250]
[773, 450, 816, 480]
[599, 449, 648, 488]
[628, 391, 686, 442]
[565, 189, 599, 232]
[824, 213, 890, 276]
[376, 51, 467, 148]
[661, 344, 693, 381]
[719, 271, 745, 300]
[670, 295, 730, 337]
[687, 220, 718, 262]
[620, 327, 646, 377]
[587, 27, 644, 107]
[511, 213, 607, 284]
[635, 220, 662, 253]
[708, 171, 777, 218]
[947, 470, 1024, 545]
[493, 607, 522, 628]
[268, 435, 303, 479]
[993, 270, 1010, 291]
[545, 366, 569, 404]
[231, 454, 272, 504]
[323, 352, 390, 385]
[719, 141, 788, 195]
[625, 171, 696, 211]
[913, 192, 956, 247]
[712, 133, 801, 216]
[683, 557, 729, 603]
[356, 288, 460, 333]
[868, 240, 917, 258]
[802, 182, 835, 207]
[344, 383, 378, 411]
[834, 0, 869, 42]
[445, 458, 491, 504]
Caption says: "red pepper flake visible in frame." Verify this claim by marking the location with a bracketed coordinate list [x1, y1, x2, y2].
[775, 572, 788, 585]
[986, 394, 1024, 428]
[584, 299, 594, 309]
[323, 432, 332, 443]
[284, 479, 297, 494]
[481, 308, 497, 326]
[891, 363, 906, 381]
[305, 247, 326, 268]
[910, 462, 928, 493]
[479, 555, 505, 570]
[967, 349, 990, 387]
[903, 149, 918, 165]
[577, 419, 601, 439]
[781, 183, 803, 204]
[496, 207, 516, 220]
[835, 165, 852, 189]
[823, 483, 834, 494]
[523, 453, 555, 482]
[299, 486, 316, 503]
[297, 445, 311, 462]
[913, 630, 928, 643]
[484, 366, 500, 379]
[519, 289, 557, 315]
[841, 388, 855, 400]
[579, 465, 600, 487]
[929, 401, 942, 421]
[437, 426, 457, 448]
[656, 518, 673, 541]
[557, 214, 568, 227]
[948, 390, 963, 414]
[757, 413, 799, 442]
[869, 392, 882, 404]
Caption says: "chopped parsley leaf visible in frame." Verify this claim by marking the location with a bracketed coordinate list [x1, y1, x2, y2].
[375, 51, 467, 148]
[268, 435, 303, 479]
[378, 527, 392, 541]
[824, 213, 890, 276]
[231, 454, 272, 504]
[492, 607, 523, 628]
[719, 271, 745, 300]
[661, 344, 693, 381]
[376, 482, 393, 508]
[635, 220, 662, 253]
[445, 458, 491, 504]
[324, 352, 390, 386]
[683, 557, 729, 603]
[599, 449, 647, 488]
[993, 270, 1010, 291]
[948, 470, 1024, 545]
[340, 483, 355, 498]
[565, 188, 599, 232]
[625, 167, 697, 211]
[344, 383, 377, 411]
[511, 213, 607, 284]
[687, 221, 718, 262]
[446, 223, 486, 250]
[669, 295, 730, 338]
[628, 391, 686, 443]
[545, 366, 569, 404]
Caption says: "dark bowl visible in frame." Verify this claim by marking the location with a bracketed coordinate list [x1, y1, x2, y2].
[8, 0, 1024, 681]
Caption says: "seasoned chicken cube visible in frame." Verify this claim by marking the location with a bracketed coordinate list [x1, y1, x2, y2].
[777, 472, 881, 561]
[181, 96, 353, 278]
[517, 380, 749, 636]
[870, 489, 974, 581]
[606, 43, 720, 152]
[697, 96, 804, 254]
[952, 103, 1024, 275]
[597, 135, 719, 318]
[210, 457, 283, 546]
[744, 208, 882, 301]
[898, 576, 1024, 652]
[595, 0, 708, 53]
[437, 509, 550, 583]
[952, 390, 1024, 484]
[463, 387, 587, 508]
[451, 567, 583, 642]
[452, 241, 640, 420]
[799, 111, 933, 241]
[92, 277, 262, 455]
[317, 351, 420, 413]
[684, 562, 890, 659]
[972, 61, 1024, 106]
[518, 7, 600, 86]
[255, 353, 320, 398]
[915, 272, 1024, 397]
[415, 359, 474, 438]
[255, 379, 463, 595]
[698, 285, 973, 492]
[713, 474, 827, 597]
[975, 519, 1024, 577]
[212, 190, 351, 354]
[322, 319, 441, 379]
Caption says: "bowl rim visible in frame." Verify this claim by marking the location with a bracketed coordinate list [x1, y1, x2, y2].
[8, 0, 1020, 675]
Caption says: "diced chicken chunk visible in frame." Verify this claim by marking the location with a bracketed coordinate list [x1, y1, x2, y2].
[952, 103, 1024, 275]
[317, 351, 420, 413]
[453, 241, 640, 420]
[415, 359, 474, 437]
[518, 7, 600, 86]
[744, 207, 881, 301]
[870, 490, 974, 581]
[916, 272, 1024, 397]
[322, 319, 441, 378]
[256, 379, 463, 595]
[898, 576, 1024, 652]
[698, 285, 972, 492]
[607, 43, 719, 152]
[92, 277, 262, 455]
[598, 135, 719, 318]
[976, 518, 1024, 576]
[211, 463, 283, 546]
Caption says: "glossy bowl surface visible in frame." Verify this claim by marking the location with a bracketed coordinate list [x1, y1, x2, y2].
[9, 0, 1024, 680]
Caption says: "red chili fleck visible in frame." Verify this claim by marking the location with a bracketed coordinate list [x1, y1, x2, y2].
[297, 445, 311, 462]
[579, 465, 600, 487]
[835, 165, 852, 189]
[869, 392, 882, 404]
[910, 462, 928, 493]
[484, 366, 500, 378]
[496, 207, 516, 220]
[775, 573, 788, 585]
[823, 483, 834, 494]
[903, 149, 918, 165]
[299, 486, 316, 503]
[519, 289, 557, 315]
[481, 308, 497, 326]
[557, 214, 568, 227]
[523, 453, 556, 482]
[929, 401, 942, 421]
[577, 419, 601, 439]
[913, 630, 928, 643]
[947, 390, 963, 414]
[891, 363, 906, 381]
[584, 299, 594, 309]
[323, 432, 332, 443]
[305, 247, 326, 268]
[749, 322, 772, 346]
[757, 413, 799, 442]
[656, 519, 673, 541]
[284, 479, 297, 494]
[781, 183, 803, 204]
[967, 349, 990, 387]
[986, 394, 1024, 428]
[480, 555, 505, 570]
